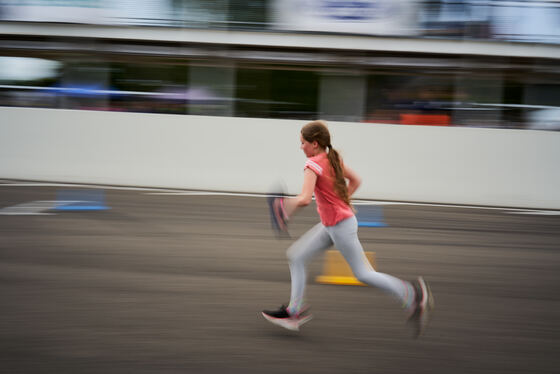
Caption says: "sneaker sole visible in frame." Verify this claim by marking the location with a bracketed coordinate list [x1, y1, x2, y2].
[261, 312, 313, 331]
[417, 277, 434, 336]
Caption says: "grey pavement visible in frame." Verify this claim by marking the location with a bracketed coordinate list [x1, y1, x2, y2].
[1, 184, 559, 374]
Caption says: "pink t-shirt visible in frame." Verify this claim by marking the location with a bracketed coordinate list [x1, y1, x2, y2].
[304, 152, 354, 226]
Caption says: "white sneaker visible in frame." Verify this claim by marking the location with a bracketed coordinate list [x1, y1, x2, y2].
[262, 305, 313, 331]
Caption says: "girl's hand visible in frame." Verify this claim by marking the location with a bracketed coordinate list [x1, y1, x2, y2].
[268, 195, 290, 238]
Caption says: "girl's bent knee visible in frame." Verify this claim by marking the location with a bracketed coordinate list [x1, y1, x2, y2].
[286, 247, 300, 263]
[354, 269, 377, 285]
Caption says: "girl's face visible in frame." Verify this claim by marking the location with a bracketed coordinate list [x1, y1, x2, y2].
[300, 135, 318, 157]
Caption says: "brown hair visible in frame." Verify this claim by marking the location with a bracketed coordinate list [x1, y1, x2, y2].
[301, 120, 351, 207]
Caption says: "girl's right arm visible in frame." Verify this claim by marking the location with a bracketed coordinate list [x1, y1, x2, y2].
[283, 168, 317, 218]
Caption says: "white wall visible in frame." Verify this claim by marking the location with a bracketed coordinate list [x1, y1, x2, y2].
[1, 106, 559, 209]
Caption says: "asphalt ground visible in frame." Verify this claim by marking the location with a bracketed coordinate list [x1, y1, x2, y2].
[1, 183, 559, 374]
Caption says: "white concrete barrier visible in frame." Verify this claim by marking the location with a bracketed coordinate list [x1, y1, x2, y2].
[1, 106, 559, 209]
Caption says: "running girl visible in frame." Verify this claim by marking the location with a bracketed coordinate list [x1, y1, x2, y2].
[262, 120, 434, 337]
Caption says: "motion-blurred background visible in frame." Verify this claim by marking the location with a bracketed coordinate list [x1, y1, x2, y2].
[1, 3, 560, 373]
[1, 0, 559, 130]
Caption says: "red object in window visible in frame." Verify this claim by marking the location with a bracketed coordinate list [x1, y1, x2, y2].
[399, 114, 451, 126]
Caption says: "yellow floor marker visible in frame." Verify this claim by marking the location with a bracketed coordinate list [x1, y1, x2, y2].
[316, 250, 376, 286]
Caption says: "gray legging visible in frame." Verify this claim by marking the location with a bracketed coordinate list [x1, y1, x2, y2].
[287, 215, 409, 314]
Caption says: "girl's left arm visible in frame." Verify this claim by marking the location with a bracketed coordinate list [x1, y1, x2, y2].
[344, 164, 362, 197]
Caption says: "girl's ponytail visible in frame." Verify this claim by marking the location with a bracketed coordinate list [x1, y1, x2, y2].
[326, 145, 352, 207]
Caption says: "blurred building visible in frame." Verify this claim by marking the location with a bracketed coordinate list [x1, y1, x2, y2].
[1, 0, 559, 130]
